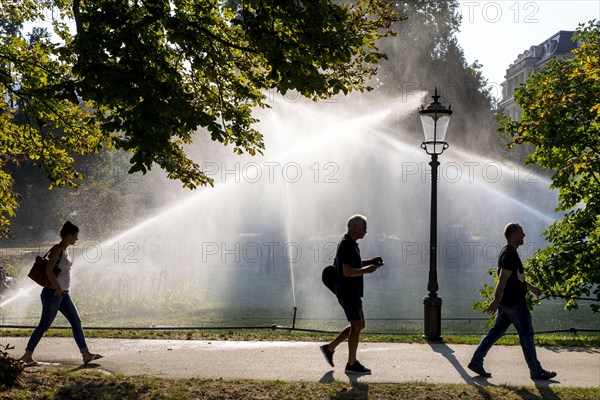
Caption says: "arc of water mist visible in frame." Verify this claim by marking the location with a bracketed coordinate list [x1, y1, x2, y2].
[93, 106, 395, 249]
[0, 284, 39, 308]
[251, 103, 395, 313]
[0, 97, 429, 324]
[269, 104, 395, 310]
[377, 131, 557, 225]
[68, 102, 398, 301]
[440, 147, 557, 225]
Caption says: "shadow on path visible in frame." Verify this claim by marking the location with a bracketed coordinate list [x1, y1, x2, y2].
[511, 384, 561, 400]
[428, 342, 563, 399]
[69, 362, 102, 372]
[318, 371, 369, 400]
[428, 342, 495, 399]
[546, 346, 600, 354]
[318, 370, 334, 383]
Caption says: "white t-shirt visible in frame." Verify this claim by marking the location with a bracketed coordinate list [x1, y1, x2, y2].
[55, 248, 73, 291]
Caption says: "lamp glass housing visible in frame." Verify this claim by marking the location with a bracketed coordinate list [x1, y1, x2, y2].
[419, 112, 451, 155]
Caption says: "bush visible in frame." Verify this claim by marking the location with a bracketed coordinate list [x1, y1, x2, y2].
[0, 344, 23, 388]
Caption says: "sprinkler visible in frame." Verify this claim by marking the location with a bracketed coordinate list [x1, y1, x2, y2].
[291, 307, 298, 331]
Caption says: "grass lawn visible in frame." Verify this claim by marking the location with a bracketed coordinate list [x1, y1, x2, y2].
[2, 369, 599, 400]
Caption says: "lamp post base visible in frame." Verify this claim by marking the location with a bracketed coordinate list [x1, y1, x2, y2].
[423, 295, 443, 341]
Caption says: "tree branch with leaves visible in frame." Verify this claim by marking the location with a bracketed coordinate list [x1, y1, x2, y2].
[1, 0, 406, 237]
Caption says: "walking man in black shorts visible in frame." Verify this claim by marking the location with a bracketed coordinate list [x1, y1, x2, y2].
[320, 214, 383, 374]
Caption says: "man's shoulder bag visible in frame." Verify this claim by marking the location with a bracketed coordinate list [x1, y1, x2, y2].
[322, 264, 337, 295]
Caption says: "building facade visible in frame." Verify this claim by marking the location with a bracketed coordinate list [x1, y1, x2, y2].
[498, 31, 579, 120]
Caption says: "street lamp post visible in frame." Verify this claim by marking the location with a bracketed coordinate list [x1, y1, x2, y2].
[419, 88, 453, 341]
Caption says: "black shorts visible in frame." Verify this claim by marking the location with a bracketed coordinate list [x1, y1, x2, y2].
[338, 297, 364, 322]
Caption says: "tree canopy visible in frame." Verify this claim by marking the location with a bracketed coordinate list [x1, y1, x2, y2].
[0, 0, 404, 237]
[495, 21, 600, 312]
[377, 1, 501, 155]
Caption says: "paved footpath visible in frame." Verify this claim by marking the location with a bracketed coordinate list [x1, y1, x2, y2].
[4, 337, 599, 387]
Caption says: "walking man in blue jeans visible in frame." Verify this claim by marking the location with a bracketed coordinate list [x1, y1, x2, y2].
[468, 222, 556, 380]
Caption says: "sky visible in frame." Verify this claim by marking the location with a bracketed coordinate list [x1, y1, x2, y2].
[455, 0, 600, 98]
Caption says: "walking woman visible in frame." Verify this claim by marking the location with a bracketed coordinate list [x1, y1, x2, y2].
[20, 221, 102, 366]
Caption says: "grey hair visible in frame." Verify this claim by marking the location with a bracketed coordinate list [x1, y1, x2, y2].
[347, 214, 367, 231]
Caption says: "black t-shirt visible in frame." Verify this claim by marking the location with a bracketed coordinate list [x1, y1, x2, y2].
[498, 245, 527, 306]
[335, 234, 363, 299]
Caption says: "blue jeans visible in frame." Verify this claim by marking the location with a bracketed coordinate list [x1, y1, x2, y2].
[471, 303, 542, 374]
[26, 287, 88, 354]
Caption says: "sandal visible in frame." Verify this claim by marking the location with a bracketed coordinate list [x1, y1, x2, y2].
[83, 353, 103, 364]
[22, 360, 40, 367]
